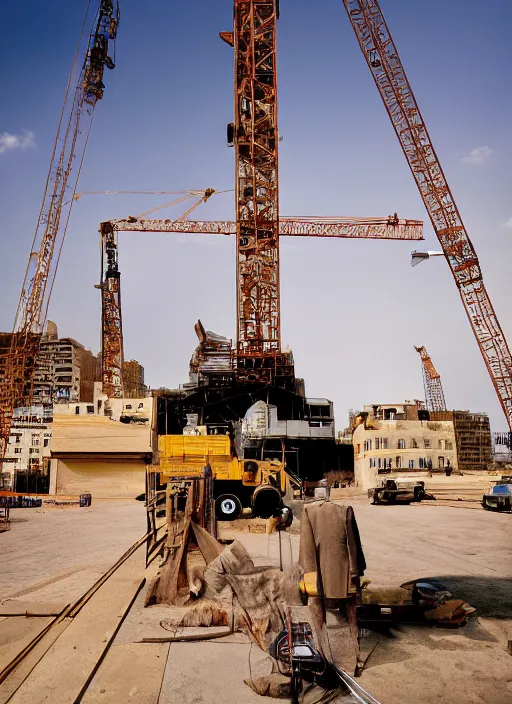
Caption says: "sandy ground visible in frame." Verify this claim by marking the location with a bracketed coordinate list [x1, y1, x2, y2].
[341, 497, 512, 704]
[1, 495, 511, 703]
[0, 499, 145, 602]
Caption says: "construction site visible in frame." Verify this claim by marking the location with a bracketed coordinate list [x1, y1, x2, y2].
[0, 1, 511, 703]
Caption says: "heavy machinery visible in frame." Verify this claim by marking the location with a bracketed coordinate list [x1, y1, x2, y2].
[158, 433, 294, 520]
[0, 1, 120, 463]
[368, 478, 426, 506]
[414, 346, 447, 412]
[343, 0, 512, 431]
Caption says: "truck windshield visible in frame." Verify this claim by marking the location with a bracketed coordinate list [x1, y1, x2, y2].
[491, 485, 512, 495]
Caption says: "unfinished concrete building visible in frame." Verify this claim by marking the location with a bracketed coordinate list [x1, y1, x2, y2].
[156, 321, 346, 481]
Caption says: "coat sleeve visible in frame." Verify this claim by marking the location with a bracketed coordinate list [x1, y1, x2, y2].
[298, 505, 317, 575]
[346, 506, 366, 577]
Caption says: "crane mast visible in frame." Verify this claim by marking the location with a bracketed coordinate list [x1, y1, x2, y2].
[222, 0, 284, 385]
[343, 0, 512, 431]
[414, 345, 447, 413]
[0, 0, 119, 459]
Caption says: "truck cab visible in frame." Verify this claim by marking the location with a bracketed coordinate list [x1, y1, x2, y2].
[158, 434, 291, 520]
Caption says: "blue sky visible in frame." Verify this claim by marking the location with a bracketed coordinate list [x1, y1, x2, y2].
[1, 0, 511, 431]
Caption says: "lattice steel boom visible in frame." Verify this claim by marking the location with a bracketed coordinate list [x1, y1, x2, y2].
[343, 0, 512, 431]
[0, 0, 120, 459]
[109, 215, 423, 239]
[223, 0, 281, 366]
[414, 346, 447, 412]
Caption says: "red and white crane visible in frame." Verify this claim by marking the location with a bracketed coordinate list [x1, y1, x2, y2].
[343, 0, 512, 431]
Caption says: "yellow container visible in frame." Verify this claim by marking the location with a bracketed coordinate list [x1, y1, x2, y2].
[158, 435, 241, 480]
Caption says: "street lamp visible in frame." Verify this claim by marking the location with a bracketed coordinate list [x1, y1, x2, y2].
[410, 250, 444, 267]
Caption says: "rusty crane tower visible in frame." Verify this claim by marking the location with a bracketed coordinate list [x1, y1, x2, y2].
[221, 0, 282, 383]
[415, 346, 447, 413]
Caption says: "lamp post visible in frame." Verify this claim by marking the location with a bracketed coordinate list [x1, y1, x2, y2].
[410, 250, 444, 267]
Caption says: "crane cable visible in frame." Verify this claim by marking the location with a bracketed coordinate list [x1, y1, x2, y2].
[72, 187, 234, 219]
[12, 0, 93, 335]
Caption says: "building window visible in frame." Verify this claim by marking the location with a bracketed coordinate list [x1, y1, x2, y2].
[87, 405, 94, 414]
[29, 458, 39, 466]
[396, 456, 402, 469]
[445, 440, 453, 450]
[375, 438, 380, 450]
[125, 404, 132, 410]
[382, 438, 389, 449]
[424, 439, 430, 449]
[369, 458, 376, 468]
[411, 438, 418, 448]
[419, 457, 425, 469]
[29, 448, 39, 455]
[397, 439, 406, 449]
[31, 435, 40, 447]
[43, 438, 49, 448]
[75, 406, 80, 415]
[378, 457, 382, 469]
[14, 447, 22, 454]
[438, 439, 443, 449]
[356, 444, 361, 455]
[408, 459, 415, 469]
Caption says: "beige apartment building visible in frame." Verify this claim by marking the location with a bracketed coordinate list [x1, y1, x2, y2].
[353, 401, 458, 489]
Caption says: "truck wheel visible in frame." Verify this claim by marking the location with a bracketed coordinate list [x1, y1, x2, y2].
[216, 494, 242, 521]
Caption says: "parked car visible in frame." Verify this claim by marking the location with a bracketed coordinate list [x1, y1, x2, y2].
[482, 483, 512, 512]
[368, 478, 425, 505]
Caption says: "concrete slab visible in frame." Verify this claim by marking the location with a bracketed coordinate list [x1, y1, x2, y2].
[159, 641, 275, 704]
[82, 643, 169, 704]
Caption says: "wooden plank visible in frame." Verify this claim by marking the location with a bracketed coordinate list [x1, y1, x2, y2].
[0, 619, 52, 675]
[8, 553, 145, 704]
[0, 621, 70, 704]
[0, 602, 67, 617]
[81, 643, 169, 703]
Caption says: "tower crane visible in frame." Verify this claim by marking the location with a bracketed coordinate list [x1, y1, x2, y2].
[0, 0, 120, 461]
[342, 0, 512, 431]
[97, 0, 423, 397]
[414, 346, 447, 413]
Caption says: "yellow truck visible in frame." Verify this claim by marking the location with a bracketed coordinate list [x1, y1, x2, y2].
[158, 434, 292, 520]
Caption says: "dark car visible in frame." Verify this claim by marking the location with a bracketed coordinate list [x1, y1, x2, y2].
[482, 483, 512, 512]
[368, 478, 425, 505]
